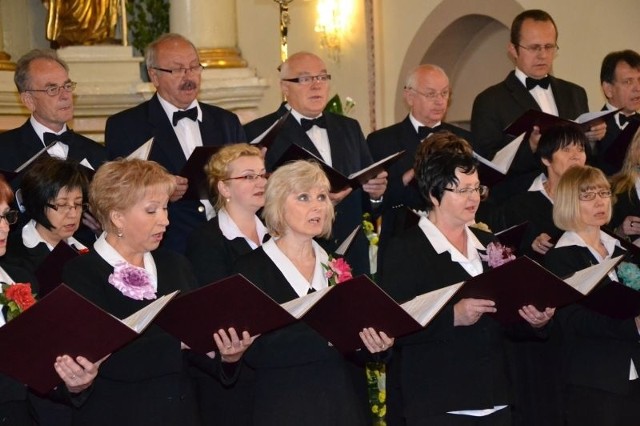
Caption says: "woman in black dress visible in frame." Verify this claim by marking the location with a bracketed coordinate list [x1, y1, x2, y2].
[61, 159, 252, 426]
[185, 144, 268, 424]
[379, 147, 554, 426]
[610, 126, 640, 241]
[545, 165, 640, 426]
[8, 157, 90, 271]
[234, 160, 392, 426]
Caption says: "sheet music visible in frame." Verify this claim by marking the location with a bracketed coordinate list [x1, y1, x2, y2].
[121, 291, 179, 333]
[400, 282, 463, 326]
[563, 256, 623, 295]
[280, 287, 332, 319]
[127, 137, 154, 160]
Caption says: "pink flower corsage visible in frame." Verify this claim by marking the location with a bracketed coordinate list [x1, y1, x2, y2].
[323, 256, 353, 286]
[479, 242, 516, 268]
[108, 261, 157, 300]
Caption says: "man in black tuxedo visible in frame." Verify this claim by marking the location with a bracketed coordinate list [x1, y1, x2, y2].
[244, 51, 387, 276]
[471, 9, 605, 198]
[367, 65, 472, 269]
[595, 49, 640, 175]
[0, 49, 106, 174]
[105, 33, 246, 254]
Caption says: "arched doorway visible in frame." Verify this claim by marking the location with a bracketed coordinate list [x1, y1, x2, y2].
[395, 0, 524, 128]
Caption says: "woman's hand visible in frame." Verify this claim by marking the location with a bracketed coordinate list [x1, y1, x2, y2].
[617, 215, 640, 237]
[453, 298, 496, 326]
[329, 187, 353, 205]
[213, 327, 256, 363]
[359, 327, 394, 354]
[519, 305, 555, 328]
[54, 354, 108, 394]
[532, 232, 554, 254]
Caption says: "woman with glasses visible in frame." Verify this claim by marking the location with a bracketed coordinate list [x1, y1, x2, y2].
[0, 174, 98, 426]
[379, 147, 554, 425]
[501, 124, 588, 260]
[185, 143, 268, 426]
[544, 165, 640, 426]
[7, 157, 89, 272]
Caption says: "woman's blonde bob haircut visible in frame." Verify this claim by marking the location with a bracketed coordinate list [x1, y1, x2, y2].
[262, 160, 334, 238]
[205, 143, 263, 210]
[553, 165, 612, 232]
[90, 159, 176, 234]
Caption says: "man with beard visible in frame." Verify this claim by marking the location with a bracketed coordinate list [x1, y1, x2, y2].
[105, 33, 246, 254]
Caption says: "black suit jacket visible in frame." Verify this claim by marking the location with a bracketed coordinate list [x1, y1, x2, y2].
[544, 243, 640, 395]
[233, 248, 368, 426]
[471, 71, 589, 179]
[379, 226, 516, 421]
[0, 119, 106, 173]
[185, 215, 264, 287]
[61, 248, 228, 426]
[104, 94, 246, 254]
[244, 107, 374, 275]
[612, 187, 640, 230]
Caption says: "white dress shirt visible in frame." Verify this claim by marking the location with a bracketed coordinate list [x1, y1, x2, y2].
[515, 68, 559, 116]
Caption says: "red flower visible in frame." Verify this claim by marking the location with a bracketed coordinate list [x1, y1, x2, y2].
[5, 283, 36, 311]
[323, 256, 353, 286]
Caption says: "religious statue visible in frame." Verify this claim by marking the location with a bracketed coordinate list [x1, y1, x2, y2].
[42, 0, 120, 46]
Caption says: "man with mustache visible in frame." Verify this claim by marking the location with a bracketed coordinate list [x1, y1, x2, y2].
[105, 33, 246, 254]
[471, 9, 605, 202]
[0, 49, 106, 175]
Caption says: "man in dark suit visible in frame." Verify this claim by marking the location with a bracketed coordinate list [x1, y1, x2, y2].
[471, 10, 605, 198]
[0, 49, 106, 174]
[105, 33, 246, 254]
[595, 49, 640, 175]
[244, 51, 387, 276]
[367, 65, 472, 269]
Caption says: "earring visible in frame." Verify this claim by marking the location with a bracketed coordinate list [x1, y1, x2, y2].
[117, 228, 123, 238]
[226, 198, 230, 204]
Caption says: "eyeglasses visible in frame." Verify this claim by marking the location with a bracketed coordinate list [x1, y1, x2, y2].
[281, 74, 332, 85]
[46, 202, 87, 214]
[25, 81, 77, 97]
[0, 210, 18, 225]
[578, 190, 612, 201]
[223, 173, 270, 182]
[443, 185, 489, 200]
[407, 87, 450, 101]
[517, 44, 559, 54]
[152, 65, 204, 77]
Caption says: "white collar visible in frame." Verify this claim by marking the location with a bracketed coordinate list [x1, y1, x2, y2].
[262, 238, 329, 297]
[30, 116, 68, 143]
[217, 208, 268, 250]
[93, 232, 158, 290]
[527, 173, 554, 202]
[555, 230, 621, 258]
[22, 219, 87, 251]
[0, 265, 14, 327]
[418, 216, 485, 271]
[157, 95, 202, 123]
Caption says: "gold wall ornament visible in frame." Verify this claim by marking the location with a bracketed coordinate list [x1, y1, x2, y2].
[0, 52, 16, 71]
[199, 48, 247, 69]
[273, 0, 294, 63]
[315, 0, 355, 63]
[43, 0, 120, 46]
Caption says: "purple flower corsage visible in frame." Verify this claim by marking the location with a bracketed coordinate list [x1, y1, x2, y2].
[108, 261, 157, 300]
[479, 242, 516, 268]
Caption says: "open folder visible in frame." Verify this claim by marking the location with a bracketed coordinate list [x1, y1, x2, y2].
[250, 110, 291, 149]
[34, 241, 82, 297]
[272, 143, 405, 192]
[179, 146, 222, 200]
[457, 255, 623, 324]
[473, 133, 526, 186]
[504, 108, 621, 137]
[0, 285, 178, 394]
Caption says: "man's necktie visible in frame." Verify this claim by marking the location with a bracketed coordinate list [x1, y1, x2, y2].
[417, 125, 441, 140]
[43, 130, 72, 144]
[618, 112, 639, 126]
[172, 107, 198, 126]
[300, 116, 327, 131]
[525, 76, 551, 90]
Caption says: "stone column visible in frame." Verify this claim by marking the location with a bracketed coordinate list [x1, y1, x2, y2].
[170, 0, 246, 68]
[0, 6, 15, 71]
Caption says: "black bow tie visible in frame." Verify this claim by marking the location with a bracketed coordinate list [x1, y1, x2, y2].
[172, 107, 198, 126]
[417, 125, 441, 140]
[300, 116, 327, 131]
[618, 112, 639, 126]
[525, 76, 551, 90]
[43, 130, 72, 145]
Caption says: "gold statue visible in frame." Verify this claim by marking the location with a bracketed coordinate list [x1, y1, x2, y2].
[43, 0, 120, 46]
